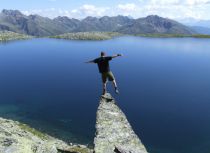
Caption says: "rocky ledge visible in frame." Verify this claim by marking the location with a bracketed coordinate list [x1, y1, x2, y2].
[0, 93, 148, 153]
[0, 117, 92, 153]
[94, 93, 148, 153]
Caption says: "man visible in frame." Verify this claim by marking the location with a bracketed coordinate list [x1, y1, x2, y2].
[86, 51, 122, 95]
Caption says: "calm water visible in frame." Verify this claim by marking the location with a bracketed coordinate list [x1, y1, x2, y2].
[0, 37, 210, 153]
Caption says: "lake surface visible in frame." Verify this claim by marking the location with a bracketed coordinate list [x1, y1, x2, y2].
[0, 37, 210, 153]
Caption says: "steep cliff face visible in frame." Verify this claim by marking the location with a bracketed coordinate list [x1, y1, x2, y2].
[94, 93, 148, 153]
[0, 118, 92, 153]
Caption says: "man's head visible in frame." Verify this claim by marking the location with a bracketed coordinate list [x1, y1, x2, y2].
[101, 51, 106, 57]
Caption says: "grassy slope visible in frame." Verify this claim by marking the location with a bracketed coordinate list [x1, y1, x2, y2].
[1, 31, 210, 42]
[50, 32, 122, 40]
[50, 32, 210, 40]
[0, 31, 32, 41]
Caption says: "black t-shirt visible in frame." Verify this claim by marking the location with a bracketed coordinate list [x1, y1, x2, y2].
[94, 56, 112, 73]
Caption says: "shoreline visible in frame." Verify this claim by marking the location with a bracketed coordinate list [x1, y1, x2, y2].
[1, 31, 210, 42]
[0, 117, 92, 153]
[0, 94, 148, 153]
[0, 31, 33, 42]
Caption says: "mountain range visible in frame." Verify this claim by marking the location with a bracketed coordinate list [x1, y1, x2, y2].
[178, 18, 210, 34]
[0, 9, 196, 36]
[179, 18, 210, 28]
[190, 26, 210, 35]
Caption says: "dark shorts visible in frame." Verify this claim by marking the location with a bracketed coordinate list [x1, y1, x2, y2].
[101, 71, 115, 83]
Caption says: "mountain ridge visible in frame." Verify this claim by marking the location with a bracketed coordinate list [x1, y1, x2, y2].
[0, 9, 196, 36]
[190, 26, 210, 34]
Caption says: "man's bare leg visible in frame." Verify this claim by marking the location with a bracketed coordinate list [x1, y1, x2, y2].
[112, 80, 119, 94]
[103, 81, 107, 95]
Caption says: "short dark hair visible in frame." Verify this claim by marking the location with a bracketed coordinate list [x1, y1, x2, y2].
[101, 51, 105, 56]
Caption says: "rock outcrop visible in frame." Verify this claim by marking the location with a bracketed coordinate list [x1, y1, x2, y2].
[0, 93, 148, 153]
[94, 93, 148, 153]
[0, 118, 92, 153]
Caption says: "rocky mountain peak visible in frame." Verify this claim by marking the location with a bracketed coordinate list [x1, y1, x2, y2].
[146, 15, 161, 19]
[83, 16, 98, 22]
[2, 9, 24, 17]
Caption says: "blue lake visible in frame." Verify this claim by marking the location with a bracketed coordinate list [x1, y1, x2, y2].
[0, 37, 210, 153]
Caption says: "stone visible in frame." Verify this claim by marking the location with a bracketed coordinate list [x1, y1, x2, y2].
[94, 93, 148, 153]
[0, 118, 92, 153]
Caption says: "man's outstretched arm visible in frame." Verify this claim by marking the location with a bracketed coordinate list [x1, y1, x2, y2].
[85, 60, 95, 63]
[112, 54, 123, 58]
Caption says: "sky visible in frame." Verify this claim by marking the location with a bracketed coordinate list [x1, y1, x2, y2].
[1, 0, 210, 20]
